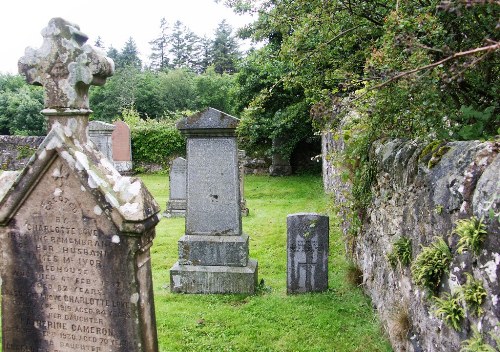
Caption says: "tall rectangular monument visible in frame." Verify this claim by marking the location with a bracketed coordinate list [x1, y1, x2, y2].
[170, 108, 258, 293]
[0, 18, 159, 351]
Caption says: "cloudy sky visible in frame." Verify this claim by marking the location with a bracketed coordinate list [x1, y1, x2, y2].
[0, 0, 254, 74]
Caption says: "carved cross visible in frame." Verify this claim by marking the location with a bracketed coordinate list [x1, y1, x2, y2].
[18, 17, 114, 110]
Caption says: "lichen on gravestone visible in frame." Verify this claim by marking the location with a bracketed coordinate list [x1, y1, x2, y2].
[18, 17, 114, 110]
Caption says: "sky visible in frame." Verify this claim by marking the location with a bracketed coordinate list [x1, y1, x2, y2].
[0, 0, 254, 74]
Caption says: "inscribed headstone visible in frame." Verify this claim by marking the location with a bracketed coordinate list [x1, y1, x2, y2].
[170, 108, 258, 294]
[0, 17, 160, 351]
[165, 157, 187, 217]
[112, 120, 133, 173]
[287, 213, 329, 293]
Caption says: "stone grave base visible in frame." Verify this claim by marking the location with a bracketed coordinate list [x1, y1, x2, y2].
[170, 259, 258, 294]
[178, 234, 249, 266]
[164, 199, 187, 217]
[163, 209, 186, 218]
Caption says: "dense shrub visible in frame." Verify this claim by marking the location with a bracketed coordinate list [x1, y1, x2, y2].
[122, 107, 186, 170]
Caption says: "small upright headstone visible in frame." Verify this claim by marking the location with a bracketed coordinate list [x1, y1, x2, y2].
[170, 108, 258, 294]
[239, 150, 249, 216]
[165, 157, 187, 217]
[112, 120, 133, 174]
[89, 120, 116, 161]
[0, 18, 159, 351]
[270, 137, 292, 176]
[287, 213, 329, 293]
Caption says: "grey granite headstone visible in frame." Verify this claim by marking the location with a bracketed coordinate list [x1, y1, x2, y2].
[164, 157, 187, 217]
[89, 120, 115, 161]
[0, 18, 159, 351]
[170, 108, 258, 294]
[287, 213, 329, 293]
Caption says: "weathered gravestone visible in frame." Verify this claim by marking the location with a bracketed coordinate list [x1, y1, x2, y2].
[112, 120, 133, 174]
[170, 108, 258, 293]
[269, 137, 292, 176]
[287, 213, 329, 293]
[89, 120, 115, 161]
[0, 18, 160, 351]
[164, 157, 187, 217]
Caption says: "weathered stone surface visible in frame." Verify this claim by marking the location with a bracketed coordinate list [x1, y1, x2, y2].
[239, 150, 249, 216]
[178, 234, 249, 266]
[186, 136, 241, 236]
[287, 213, 329, 293]
[170, 107, 257, 294]
[165, 157, 187, 217]
[0, 135, 45, 171]
[18, 17, 114, 110]
[323, 132, 500, 351]
[112, 121, 133, 174]
[170, 259, 258, 294]
[0, 18, 159, 352]
[89, 120, 115, 161]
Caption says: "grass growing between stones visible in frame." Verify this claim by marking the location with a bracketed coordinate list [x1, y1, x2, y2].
[142, 173, 392, 352]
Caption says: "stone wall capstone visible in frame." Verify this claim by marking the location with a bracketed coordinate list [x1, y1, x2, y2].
[323, 132, 500, 351]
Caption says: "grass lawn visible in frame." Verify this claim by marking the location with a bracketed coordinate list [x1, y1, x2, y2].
[142, 173, 392, 352]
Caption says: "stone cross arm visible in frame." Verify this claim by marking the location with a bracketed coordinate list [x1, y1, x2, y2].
[18, 17, 114, 110]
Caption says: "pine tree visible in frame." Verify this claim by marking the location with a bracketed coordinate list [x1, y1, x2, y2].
[211, 20, 240, 74]
[149, 18, 170, 71]
[117, 37, 142, 70]
[168, 21, 190, 69]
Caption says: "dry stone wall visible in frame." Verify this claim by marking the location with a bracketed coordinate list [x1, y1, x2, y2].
[0, 135, 44, 171]
[322, 133, 499, 351]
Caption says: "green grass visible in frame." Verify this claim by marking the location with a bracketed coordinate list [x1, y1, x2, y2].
[142, 173, 392, 352]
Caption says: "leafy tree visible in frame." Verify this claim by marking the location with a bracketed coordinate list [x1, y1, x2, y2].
[0, 74, 45, 135]
[211, 20, 240, 74]
[149, 18, 171, 71]
[194, 66, 236, 113]
[90, 66, 141, 121]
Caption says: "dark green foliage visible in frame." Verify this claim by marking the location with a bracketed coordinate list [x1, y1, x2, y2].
[0, 74, 45, 135]
[433, 292, 465, 331]
[114, 37, 142, 70]
[411, 237, 452, 294]
[130, 119, 186, 168]
[211, 20, 240, 74]
[456, 105, 499, 141]
[387, 236, 412, 268]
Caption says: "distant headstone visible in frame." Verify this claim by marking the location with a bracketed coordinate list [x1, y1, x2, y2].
[112, 120, 133, 174]
[89, 120, 115, 161]
[287, 213, 329, 293]
[165, 157, 187, 217]
[170, 108, 258, 294]
[0, 18, 160, 351]
[270, 137, 292, 176]
[239, 150, 249, 216]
